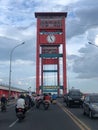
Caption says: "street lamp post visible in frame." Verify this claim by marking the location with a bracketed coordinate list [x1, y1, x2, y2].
[88, 42, 98, 47]
[8, 42, 25, 99]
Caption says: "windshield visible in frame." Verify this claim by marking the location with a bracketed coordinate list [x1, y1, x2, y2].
[90, 96, 98, 103]
[70, 91, 82, 96]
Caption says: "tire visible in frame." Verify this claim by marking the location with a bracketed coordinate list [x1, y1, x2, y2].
[83, 109, 86, 115]
[17, 112, 25, 121]
[44, 104, 49, 110]
[36, 103, 40, 109]
[36, 105, 39, 109]
[67, 101, 71, 108]
[89, 110, 93, 119]
[1, 105, 6, 112]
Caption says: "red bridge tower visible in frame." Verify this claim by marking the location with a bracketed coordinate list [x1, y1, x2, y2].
[35, 12, 67, 94]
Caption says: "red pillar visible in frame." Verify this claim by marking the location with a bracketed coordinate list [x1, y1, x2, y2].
[36, 18, 40, 94]
[63, 18, 67, 94]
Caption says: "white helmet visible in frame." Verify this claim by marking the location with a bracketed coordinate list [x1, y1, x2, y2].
[2, 94, 5, 97]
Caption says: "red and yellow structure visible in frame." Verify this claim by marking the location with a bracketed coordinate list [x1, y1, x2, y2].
[35, 12, 67, 94]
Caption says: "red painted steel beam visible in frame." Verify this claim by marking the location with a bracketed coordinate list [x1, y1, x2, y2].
[35, 12, 67, 17]
[62, 18, 67, 94]
[36, 18, 40, 94]
[42, 59, 58, 64]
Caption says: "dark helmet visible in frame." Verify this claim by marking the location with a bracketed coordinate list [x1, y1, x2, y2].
[44, 93, 48, 96]
[19, 94, 24, 99]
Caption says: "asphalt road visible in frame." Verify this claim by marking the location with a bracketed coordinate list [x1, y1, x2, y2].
[0, 101, 81, 130]
[1, 99, 98, 130]
[62, 99, 98, 130]
[64, 104, 98, 130]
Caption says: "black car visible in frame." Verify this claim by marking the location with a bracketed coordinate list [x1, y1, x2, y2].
[83, 94, 98, 118]
[66, 89, 83, 107]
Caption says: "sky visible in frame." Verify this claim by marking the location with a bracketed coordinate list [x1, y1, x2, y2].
[0, 0, 98, 93]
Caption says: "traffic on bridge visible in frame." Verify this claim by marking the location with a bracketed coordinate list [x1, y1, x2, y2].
[0, 94, 98, 130]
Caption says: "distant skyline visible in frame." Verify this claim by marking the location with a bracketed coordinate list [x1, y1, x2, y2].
[0, 0, 98, 93]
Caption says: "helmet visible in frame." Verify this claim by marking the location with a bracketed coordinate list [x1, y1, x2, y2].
[2, 94, 5, 97]
[19, 94, 24, 99]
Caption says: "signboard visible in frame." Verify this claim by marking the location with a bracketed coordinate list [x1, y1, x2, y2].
[43, 86, 59, 92]
[43, 86, 59, 89]
[43, 89, 58, 93]
[40, 19, 62, 28]
[42, 46, 58, 54]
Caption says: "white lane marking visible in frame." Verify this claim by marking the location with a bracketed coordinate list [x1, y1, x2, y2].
[9, 119, 18, 128]
[27, 109, 30, 113]
[8, 108, 31, 128]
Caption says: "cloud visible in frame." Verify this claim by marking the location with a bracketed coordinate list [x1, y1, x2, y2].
[66, 0, 98, 39]
[69, 44, 98, 79]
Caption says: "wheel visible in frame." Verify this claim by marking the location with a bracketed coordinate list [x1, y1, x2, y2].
[83, 109, 86, 115]
[36, 103, 40, 109]
[89, 110, 93, 119]
[1, 105, 6, 112]
[44, 104, 49, 110]
[67, 102, 71, 108]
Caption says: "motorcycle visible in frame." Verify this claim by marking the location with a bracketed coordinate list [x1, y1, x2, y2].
[1, 103, 6, 112]
[16, 108, 25, 121]
[36, 99, 43, 109]
[43, 100, 50, 110]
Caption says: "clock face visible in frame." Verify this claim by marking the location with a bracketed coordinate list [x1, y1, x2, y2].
[47, 34, 55, 43]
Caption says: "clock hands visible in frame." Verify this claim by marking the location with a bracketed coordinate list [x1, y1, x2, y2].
[50, 36, 53, 41]
[47, 34, 55, 43]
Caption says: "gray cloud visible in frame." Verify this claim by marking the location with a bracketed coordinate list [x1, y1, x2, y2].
[0, 36, 36, 61]
[66, 0, 98, 39]
[69, 44, 98, 79]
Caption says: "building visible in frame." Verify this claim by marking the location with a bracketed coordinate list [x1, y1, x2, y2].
[0, 83, 27, 98]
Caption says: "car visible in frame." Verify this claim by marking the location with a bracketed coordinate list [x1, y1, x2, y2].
[83, 94, 98, 118]
[66, 89, 83, 107]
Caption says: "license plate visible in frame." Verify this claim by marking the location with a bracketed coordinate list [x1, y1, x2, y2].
[74, 101, 79, 103]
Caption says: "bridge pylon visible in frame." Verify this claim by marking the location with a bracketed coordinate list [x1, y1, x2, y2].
[35, 12, 67, 95]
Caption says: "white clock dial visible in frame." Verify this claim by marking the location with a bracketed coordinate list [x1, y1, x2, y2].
[47, 34, 55, 43]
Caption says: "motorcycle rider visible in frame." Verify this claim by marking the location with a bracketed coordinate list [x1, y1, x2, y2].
[25, 94, 32, 109]
[43, 93, 51, 110]
[1, 94, 7, 104]
[35, 94, 43, 108]
[43, 93, 51, 103]
[15, 94, 26, 114]
[0, 94, 7, 111]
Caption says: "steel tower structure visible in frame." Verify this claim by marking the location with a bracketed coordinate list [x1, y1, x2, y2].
[35, 12, 67, 94]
